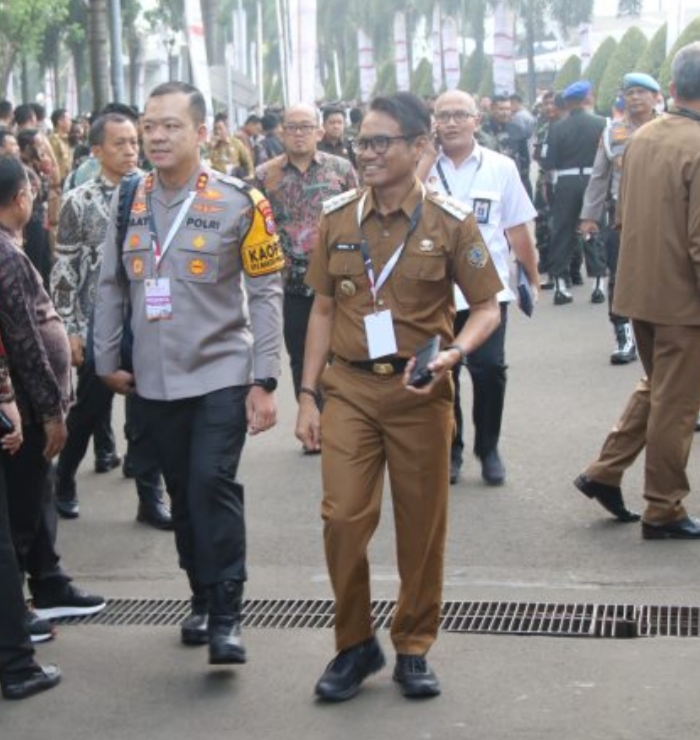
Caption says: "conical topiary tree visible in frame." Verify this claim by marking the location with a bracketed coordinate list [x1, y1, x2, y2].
[553, 55, 581, 91]
[477, 56, 494, 98]
[584, 36, 617, 92]
[597, 26, 648, 114]
[659, 17, 700, 95]
[460, 49, 487, 95]
[636, 23, 666, 80]
[411, 58, 434, 98]
[342, 65, 360, 101]
[374, 59, 398, 96]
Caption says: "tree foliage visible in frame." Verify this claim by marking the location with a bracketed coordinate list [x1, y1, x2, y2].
[659, 17, 700, 94]
[585, 36, 617, 92]
[553, 54, 581, 90]
[597, 26, 647, 114]
[636, 23, 666, 80]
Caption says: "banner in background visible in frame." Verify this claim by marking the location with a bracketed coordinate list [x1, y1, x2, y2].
[431, 4, 443, 93]
[493, 0, 515, 95]
[394, 12, 410, 92]
[579, 23, 592, 72]
[184, 0, 214, 120]
[286, 0, 317, 104]
[358, 28, 376, 102]
[442, 15, 460, 90]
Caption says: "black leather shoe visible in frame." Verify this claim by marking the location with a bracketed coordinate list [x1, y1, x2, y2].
[574, 474, 640, 523]
[315, 636, 386, 702]
[55, 497, 79, 519]
[590, 288, 605, 304]
[208, 617, 246, 664]
[95, 452, 122, 474]
[393, 654, 441, 698]
[553, 290, 573, 305]
[1, 664, 61, 700]
[539, 279, 554, 291]
[642, 516, 700, 540]
[481, 449, 505, 486]
[181, 610, 208, 646]
[136, 500, 173, 531]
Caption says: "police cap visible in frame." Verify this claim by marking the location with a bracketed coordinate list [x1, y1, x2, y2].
[622, 72, 660, 94]
[563, 80, 592, 101]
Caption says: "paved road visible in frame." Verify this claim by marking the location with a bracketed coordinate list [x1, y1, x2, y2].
[5, 283, 700, 739]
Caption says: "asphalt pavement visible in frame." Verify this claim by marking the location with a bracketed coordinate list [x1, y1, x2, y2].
[4, 280, 700, 739]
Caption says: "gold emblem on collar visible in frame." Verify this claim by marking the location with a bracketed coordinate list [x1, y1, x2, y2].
[339, 279, 357, 297]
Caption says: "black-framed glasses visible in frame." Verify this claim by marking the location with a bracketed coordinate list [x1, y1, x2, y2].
[282, 123, 316, 134]
[434, 110, 477, 124]
[352, 135, 413, 154]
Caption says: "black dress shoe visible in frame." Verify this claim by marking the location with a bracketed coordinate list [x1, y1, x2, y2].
[136, 500, 173, 531]
[181, 610, 209, 645]
[539, 279, 554, 291]
[315, 636, 385, 701]
[481, 449, 505, 486]
[95, 452, 122, 474]
[590, 288, 605, 304]
[2, 664, 61, 700]
[553, 290, 573, 305]
[393, 654, 441, 698]
[642, 516, 700, 540]
[574, 474, 640, 523]
[55, 497, 79, 519]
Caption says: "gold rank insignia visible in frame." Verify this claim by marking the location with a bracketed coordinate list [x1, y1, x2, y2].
[196, 172, 209, 192]
[192, 203, 225, 215]
[129, 234, 141, 249]
[340, 279, 357, 296]
[130, 201, 146, 215]
[192, 236, 206, 250]
[468, 244, 489, 269]
[132, 257, 144, 276]
[200, 188, 224, 201]
[189, 258, 207, 276]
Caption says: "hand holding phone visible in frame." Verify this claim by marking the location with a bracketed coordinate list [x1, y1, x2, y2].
[407, 336, 440, 388]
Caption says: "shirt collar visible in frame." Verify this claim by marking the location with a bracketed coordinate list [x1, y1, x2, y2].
[280, 151, 323, 171]
[360, 177, 425, 223]
[437, 139, 482, 169]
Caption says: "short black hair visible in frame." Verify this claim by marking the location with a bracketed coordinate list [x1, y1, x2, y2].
[100, 102, 139, 123]
[509, 93, 523, 104]
[51, 108, 68, 128]
[89, 113, 133, 147]
[322, 106, 344, 123]
[261, 112, 280, 132]
[492, 95, 509, 105]
[349, 107, 363, 126]
[148, 81, 206, 125]
[368, 92, 431, 138]
[13, 104, 35, 127]
[0, 100, 13, 120]
[17, 128, 39, 154]
[30, 103, 45, 121]
[244, 114, 261, 126]
[0, 155, 29, 207]
[214, 111, 228, 124]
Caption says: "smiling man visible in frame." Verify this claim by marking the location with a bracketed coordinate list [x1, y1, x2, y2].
[296, 92, 502, 702]
[94, 82, 284, 667]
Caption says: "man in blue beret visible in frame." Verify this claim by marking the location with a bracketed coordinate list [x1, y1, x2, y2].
[544, 80, 606, 305]
[579, 71, 660, 366]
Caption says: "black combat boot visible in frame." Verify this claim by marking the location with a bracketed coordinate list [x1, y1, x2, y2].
[181, 581, 209, 646]
[208, 580, 246, 664]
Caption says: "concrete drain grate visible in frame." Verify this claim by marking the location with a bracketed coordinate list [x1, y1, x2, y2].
[52, 598, 700, 638]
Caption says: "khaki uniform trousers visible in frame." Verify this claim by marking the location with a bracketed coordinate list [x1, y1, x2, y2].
[320, 360, 453, 654]
[585, 321, 700, 524]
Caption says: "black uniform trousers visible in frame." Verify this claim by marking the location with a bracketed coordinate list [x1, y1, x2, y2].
[5, 425, 68, 597]
[283, 293, 314, 399]
[549, 174, 590, 280]
[0, 453, 36, 682]
[130, 387, 248, 588]
[451, 303, 508, 463]
[55, 360, 116, 503]
[604, 228, 627, 326]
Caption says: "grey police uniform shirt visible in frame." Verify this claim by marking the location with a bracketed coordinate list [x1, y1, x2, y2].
[93, 166, 284, 401]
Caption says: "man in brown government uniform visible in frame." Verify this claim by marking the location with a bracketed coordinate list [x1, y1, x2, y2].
[573, 42, 700, 539]
[295, 92, 502, 701]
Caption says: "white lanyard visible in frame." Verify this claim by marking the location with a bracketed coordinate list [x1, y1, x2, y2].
[148, 191, 197, 269]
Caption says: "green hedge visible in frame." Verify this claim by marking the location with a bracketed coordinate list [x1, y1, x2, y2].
[659, 17, 700, 93]
[584, 36, 617, 92]
[553, 55, 581, 90]
[597, 26, 647, 114]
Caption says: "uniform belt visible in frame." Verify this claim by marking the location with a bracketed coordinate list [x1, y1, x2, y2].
[335, 355, 408, 377]
[556, 167, 593, 176]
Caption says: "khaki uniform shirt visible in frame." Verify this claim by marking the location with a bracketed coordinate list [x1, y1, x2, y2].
[49, 132, 72, 183]
[614, 114, 700, 325]
[306, 178, 502, 360]
[94, 166, 285, 400]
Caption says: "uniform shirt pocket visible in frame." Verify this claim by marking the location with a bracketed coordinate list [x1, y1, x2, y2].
[395, 253, 447, 307]
[175, 236, 222, 284]
[122, 247, 152, 282]
[328, 248, 368, 301]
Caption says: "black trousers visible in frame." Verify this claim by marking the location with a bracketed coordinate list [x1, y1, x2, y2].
[5, 425, 67, 596]
[604, 228, 628, 326]
[0, 453, 36, 681]
[549, 174, 590, 279]
[55, 360, 116, 502]
[130, 387, 248, 587]
[451, 304, 508, 461]
[283, 293, 314, 398]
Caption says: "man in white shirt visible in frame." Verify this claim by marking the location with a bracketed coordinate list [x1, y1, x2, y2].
[420, 89, 539, 485]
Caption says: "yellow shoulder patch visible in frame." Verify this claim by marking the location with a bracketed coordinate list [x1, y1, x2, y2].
[240, 188, 285, 278]
[428, 192, 471, 221]
[322, 188, 361, 215]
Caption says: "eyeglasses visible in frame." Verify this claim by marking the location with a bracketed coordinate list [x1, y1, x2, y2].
[352, 135, 413, 154]
[282, 123, 316, 135]
[434, 110, 477, 124]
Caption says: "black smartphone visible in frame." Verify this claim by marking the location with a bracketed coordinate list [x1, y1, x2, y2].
[0, 410, 15, 437]
[408, 336, 440, 388]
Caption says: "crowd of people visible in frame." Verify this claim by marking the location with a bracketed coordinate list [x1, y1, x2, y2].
[1, 39, 700, 705]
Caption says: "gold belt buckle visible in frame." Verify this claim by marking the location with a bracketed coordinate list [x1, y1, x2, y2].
[372, 362, 395, 376]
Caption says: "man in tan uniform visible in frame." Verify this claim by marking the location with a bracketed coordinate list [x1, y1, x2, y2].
[574, 42, 700, 539]
[296, 92, 502, 701]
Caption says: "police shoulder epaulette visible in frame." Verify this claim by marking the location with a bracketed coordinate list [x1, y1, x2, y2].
[322, 188, 361, 215]
[428, 192, 471, 221]
[212, 171, 248, 191]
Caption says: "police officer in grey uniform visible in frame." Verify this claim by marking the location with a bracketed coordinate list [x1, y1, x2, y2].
[544, 81, 606, 305]
[94, 82, 284, 667]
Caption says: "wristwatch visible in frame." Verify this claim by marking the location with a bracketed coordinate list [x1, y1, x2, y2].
[253, 377, 278, 393]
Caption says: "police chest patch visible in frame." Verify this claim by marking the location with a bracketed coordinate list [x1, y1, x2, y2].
[468, 245, 489, 269]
